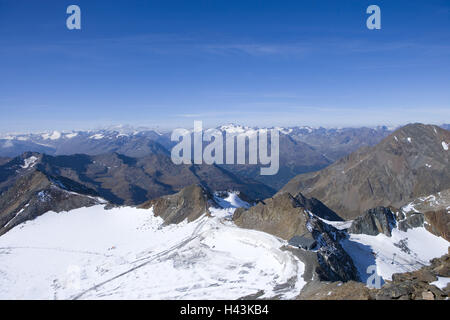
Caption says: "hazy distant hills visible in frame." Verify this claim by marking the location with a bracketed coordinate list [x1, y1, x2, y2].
[0, 128, 171, 158]
[280, 123, 450, 219]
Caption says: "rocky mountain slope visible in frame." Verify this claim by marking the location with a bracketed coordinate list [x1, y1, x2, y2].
[280, 124, 450, 219]
[0, 157, 11, 165]
[0, 169, 104, 236]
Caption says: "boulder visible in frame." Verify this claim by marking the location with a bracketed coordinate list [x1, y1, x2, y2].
[349, 206, 396, 236]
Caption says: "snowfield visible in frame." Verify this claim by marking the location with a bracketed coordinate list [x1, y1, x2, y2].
[342, 227, 449, 283]
[0, 194, 306, 300]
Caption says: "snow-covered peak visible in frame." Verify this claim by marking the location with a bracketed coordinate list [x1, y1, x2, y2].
[42, 131, 62, 140]
[218, 124, 251, 134]
[64, 132, 78, 139]
[89, 133, 105, 140]
[274, 127, 293, 135]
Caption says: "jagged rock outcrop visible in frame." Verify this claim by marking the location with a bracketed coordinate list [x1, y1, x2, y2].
[280, 124, 450, 219]
[349, 207, 396, 236]
[233, 193, 310, 240]
[233, 192, 359, 282]
[139, 185, 214, 225]
[294, 193, 343, 221]
[307, 214, 360, 282]
[394, 206, 425, 232]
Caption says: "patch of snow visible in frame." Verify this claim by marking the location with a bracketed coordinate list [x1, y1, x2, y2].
[425, 163, 432, 168]
[275, 127, 293, 135]
[342, 227, 449, 283]
[298, 126, 313, 133]
[431, 277, 450, 290]
[218, 124, 258, 136]
[65, 133, 78, 139]
[442, 141, 449, 151]
[401, 202, 420, 213]
[407, 137, 412, 143]
[42, 131, 62, 140]
[20, 156, 38, 169]
[318, 217, 353, 230]
[4, 204, 29, 228]
[89, 134, 104, 140]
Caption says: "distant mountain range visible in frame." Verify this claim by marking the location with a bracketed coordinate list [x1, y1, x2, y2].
[0, 124, 399, 189]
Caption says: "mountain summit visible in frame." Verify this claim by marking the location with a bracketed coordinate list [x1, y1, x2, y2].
[279, 123, 450, 219]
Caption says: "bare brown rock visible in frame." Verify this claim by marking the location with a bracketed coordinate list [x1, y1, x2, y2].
[424, 209, 450, 241]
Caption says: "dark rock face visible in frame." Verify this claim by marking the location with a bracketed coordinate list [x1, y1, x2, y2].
[288, 236, 317, 250]
[349, 207, 397, 236]
[306, 215, 360, 282]
[294, 193, 343, 221]
[0, 171, 102, 236]
[396, 212, 425, 232]
[280, 124, 450, 220]
[139, 185, 214, 225]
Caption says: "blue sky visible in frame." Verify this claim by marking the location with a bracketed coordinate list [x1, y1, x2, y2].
[0, 0, 449, 132]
